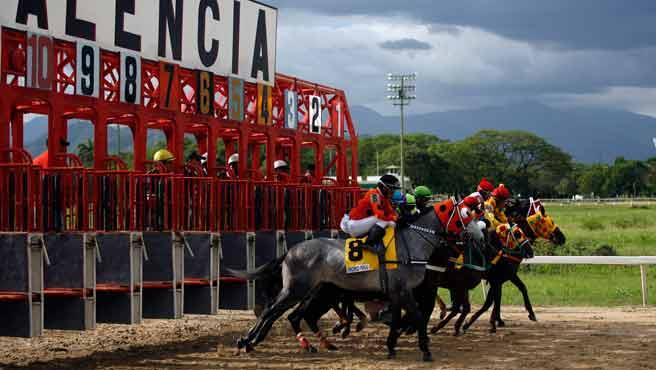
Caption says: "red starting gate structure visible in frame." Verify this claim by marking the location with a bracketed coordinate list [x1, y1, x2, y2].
[0, 18, 361, 337]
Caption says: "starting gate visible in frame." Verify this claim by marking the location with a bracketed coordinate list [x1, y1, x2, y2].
[0, 0, 361, 338]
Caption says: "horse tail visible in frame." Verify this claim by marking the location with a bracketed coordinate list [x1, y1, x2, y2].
[225, 254, 284, 282]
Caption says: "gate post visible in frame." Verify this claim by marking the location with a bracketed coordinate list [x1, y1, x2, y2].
[640, 265, 648, 307]
[276, 230, 287, 257]
[0, 233, 45, 337]
[247, 232, 256, 311]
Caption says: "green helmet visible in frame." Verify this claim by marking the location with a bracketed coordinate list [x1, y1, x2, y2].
[414, 185, 432, 198]
[405, 194, 416, 206]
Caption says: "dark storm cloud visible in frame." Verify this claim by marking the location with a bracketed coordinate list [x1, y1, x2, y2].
[269, 0, 656, 50]
[379, 38, 432, 51]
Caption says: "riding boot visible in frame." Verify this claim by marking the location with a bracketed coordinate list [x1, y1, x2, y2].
[364, 225, 386, 256]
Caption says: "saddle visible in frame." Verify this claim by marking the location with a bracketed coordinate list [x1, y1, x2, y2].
[345, 228, 398, 294]
[344, 227, 398, 274]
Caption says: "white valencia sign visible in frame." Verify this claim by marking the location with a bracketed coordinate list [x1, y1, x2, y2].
[1, 0, 278, 86]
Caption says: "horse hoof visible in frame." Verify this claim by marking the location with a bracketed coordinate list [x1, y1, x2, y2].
[422, 352, 433, 362]
[321, 341, 338, 351]
[341, 329, 351, 339]
[356, 319, 368, 332]
[497, 320, 506, 327]
[332, 325, 341, 335]
[528, 313, 537, 322]
[430, 326, 439, 335]
[453, 330, 462, 337]
[489, 327, 497, 334]
[308, 346, 318, 353]
[244, 344, 254, 353]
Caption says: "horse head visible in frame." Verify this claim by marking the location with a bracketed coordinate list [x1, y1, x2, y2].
[489, 223, 535, 260]
[505, 198, 566, 246]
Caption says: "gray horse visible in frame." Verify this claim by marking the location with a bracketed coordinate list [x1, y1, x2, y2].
[232, 208, 467, 361]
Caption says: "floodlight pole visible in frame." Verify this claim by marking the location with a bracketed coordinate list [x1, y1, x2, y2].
[399, 78, 405, 190]
[387, 73, 416, 191]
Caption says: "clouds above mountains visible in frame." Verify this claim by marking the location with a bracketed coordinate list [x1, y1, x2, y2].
[269, 1, 656, 116]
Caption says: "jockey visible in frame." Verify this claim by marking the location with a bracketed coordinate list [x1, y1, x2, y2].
[340, 174, 400, 254]
[467, 178, 495, 219]
[274, 159, 290, 182]
[485, 184, 511, 228]
[413, 185, 433, 212]
[401, 194, 419, 219]
[150, 149, 175, 173]
[391, 190, 406, 211]
[227, 153, 239, 178]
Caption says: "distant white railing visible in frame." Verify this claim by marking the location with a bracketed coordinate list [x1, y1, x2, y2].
[522, 256, 656, 307]
[540, 197, 656, 205]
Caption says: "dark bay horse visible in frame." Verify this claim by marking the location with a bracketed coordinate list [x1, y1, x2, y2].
[229, 207, 463, 361]
[462, 198, 566, 332]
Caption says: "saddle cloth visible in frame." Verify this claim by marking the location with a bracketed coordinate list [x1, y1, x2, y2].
[345, 227, 398, 274]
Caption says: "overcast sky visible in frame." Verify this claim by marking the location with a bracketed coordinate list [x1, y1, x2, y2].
[268, 1, 656, 116]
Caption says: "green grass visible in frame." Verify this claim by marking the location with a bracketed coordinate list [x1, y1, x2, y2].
[457, 203, 656, 306]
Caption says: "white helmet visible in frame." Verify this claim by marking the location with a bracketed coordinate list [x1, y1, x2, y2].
[200, 152, 208, 165]
[274, 160, 288, 169]
[228, 153, 239, 165]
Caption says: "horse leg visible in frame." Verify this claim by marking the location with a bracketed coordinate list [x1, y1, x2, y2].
[402, 290, 432, 362]
[237, 288, 296, 353]
[463, 282, 495, 332]
[431, 289, 459, 334]
[331, 301, 350, 335]
[453, 294, 470, 336]
[385, 294, 403, 359]
[511, 274, 536, 321]
[493, 284, 505, 327]
[287, 292, 327, 353]
[436, 293, 448, 320]
[340, 298, 355, 338]
[352, 303, 368, 332]
[488, 285, 501, 333]
[303, 312, 338, 351]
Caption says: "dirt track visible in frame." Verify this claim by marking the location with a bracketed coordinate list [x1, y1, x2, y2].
[1, 306, 654, 370]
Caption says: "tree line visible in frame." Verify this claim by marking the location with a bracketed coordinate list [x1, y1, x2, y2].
[359, 130, 656, 198]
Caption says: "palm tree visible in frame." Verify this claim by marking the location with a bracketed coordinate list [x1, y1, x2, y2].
[77, 139, 94, 168]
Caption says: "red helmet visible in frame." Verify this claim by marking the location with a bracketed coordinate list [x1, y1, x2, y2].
[462, 195, 480, 208]
[477, 178, 494, 192]
[492, 184, 511, 199]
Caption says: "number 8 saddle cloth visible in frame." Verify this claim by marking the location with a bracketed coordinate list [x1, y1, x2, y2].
[344, 227, 398, 274]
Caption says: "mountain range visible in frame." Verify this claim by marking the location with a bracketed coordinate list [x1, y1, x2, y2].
[20, 101, 656, 163]
[350, 101, 656, 163]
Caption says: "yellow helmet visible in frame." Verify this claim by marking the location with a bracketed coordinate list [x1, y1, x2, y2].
[153, 149, 175, 162]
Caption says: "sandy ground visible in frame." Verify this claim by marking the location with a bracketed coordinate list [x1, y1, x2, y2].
[0, 306, 654, 370]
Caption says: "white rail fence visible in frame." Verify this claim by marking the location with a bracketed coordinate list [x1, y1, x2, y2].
[521, 256, 656, 307]
[540, 197, 656, 205]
